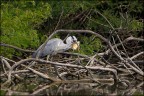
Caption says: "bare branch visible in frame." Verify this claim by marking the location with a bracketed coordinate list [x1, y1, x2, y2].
[21, 64, 57, 82]
[1, 58, 11, 69]
[0, 43, 34, 53]
[130, 51, 144, 60]
[105, 36, 144, 54]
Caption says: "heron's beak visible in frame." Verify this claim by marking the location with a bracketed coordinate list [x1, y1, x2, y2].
[72, 41, 80, 51]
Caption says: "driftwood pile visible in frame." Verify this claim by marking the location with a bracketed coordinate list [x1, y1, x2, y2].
[1, 29, 144, 95]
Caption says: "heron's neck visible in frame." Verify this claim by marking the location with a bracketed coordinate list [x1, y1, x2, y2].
[65, 43, 72, 50]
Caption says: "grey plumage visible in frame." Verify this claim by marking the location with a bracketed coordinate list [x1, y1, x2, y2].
[32, 36, 78, 58]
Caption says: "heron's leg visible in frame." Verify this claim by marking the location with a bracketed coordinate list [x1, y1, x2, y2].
[46, 55, 52, 72]
[46, 55, 50, 61]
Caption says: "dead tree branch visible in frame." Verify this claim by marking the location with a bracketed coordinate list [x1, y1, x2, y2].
[0, 43, 34, 53]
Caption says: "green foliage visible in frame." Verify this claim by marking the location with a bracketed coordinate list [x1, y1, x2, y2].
[25, 84, 37, 92]
[133, 91, 144, 96]
[1, 1, 51, 57]
[45, 0, 143, 36]
[1, 1, 143, 58]
[0, 90, 6, 96]
[79, 36, 103, 55]
[129, 20, 143, 31]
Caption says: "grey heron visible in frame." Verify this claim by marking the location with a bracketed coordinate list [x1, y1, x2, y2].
[32, 36, 80, 58]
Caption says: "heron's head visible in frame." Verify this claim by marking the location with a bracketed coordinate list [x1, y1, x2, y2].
[66, 36, 80, 50]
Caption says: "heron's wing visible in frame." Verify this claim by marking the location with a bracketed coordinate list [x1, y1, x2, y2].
[42, 39, 71, 55]
[32, 44, 43, 58]
[32, 38, 72, 58]
[41, 39, 64, 57]
[32, 38, 63, 58]
[55, 40, 71, 53]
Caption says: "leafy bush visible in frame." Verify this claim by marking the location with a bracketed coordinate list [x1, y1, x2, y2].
[79, 36, 103, 55]
[1, 1, 51, 57]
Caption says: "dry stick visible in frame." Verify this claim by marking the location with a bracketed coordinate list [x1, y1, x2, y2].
[112, 34, 142, 73]
[125, 81, 144, 95]
[114, 32, 129, 57]
[1, 58, 12, 69]
[127, 58, 142, 72]
[110, 32, 136, 76]
[21, 64, 56, 82]
[0, 70, 30, 77]
[130, 51, 144, 60]
[3, 88, 29, 96]
[31, 82, 57, 95]
[86, 53, 97, 66]
[83, 66, 101, 84]
[61, 52, 105, 66]
[1, 59, 9, 76]
[1, 56, 16, 63]
[75, 53, 101, 83]
[0, 43, 34, 53]
[40, 59, 118, 82]
[59, 52, 89, 58]
[111, 31, 121, 57]
[94, 10, 143, 76]
[1, 58, 24, 82]
[55, 83, 64, 95]
[105, 36, 144, 55]
[4, 58, 118, 86]
[54, 65, 64, 80]
[1, 62, 7, 75]
[129, 37, 144, 41]
[6, 90, 29, 96]
[0, 56, 30, 81]
[1, 59, 46, 86]
[118, 62, 135, 78]
[102, 58, 134, 74]
[1, 57, 13, 81]
[114, 34, 143, 72]
[114, 33, 143, 73]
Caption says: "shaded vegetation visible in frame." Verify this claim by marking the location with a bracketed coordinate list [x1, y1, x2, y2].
[1, 1, 51, 57]
[1, 0, 143, 58]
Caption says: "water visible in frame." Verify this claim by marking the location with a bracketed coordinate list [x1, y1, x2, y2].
[1, 79, 143, 96]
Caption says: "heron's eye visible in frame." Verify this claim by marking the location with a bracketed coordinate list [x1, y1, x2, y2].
[73, 40, 77, 43]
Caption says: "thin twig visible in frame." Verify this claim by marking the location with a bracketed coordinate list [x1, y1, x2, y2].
[130, 51, 144, 60]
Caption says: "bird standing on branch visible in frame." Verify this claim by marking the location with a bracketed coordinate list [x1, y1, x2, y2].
[32, 36, 80, 58]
